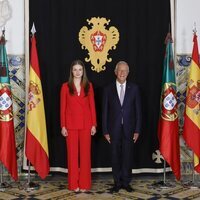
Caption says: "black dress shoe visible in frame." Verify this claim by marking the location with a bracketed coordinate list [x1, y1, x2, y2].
[122, 185, 133, 192]
[109, 185, 121, 193]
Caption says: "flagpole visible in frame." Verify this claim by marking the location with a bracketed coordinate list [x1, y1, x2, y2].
[192, 152, 196, 184]
[163, 160, 166, 184]
[28, 161, 31, 184]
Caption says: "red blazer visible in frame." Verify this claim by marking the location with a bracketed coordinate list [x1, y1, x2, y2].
[60, 82, 97, 130]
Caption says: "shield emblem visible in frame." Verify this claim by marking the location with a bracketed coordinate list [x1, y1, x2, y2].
[91, 31, 107, 52]
[0, 92, 12, 111]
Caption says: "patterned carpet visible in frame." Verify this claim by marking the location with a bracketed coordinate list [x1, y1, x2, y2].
[1, 173, 200, 199]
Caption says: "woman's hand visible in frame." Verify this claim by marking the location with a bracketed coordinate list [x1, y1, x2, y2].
[61, 127, 68, 137]
[91, 126, 96, 136]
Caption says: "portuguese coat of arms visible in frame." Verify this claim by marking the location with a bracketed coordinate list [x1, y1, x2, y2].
[79, 17, 119, 73]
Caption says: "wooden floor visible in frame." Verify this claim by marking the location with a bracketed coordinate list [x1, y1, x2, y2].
[1, 173, 200, 199]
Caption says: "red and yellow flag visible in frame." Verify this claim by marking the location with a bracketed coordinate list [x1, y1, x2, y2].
[183, 32, 200, 173]
[25, 34, 49, 179]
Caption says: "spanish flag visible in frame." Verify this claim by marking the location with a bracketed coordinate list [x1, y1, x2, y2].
[183, 32, 200, 173]
[25, 32, 49, 179]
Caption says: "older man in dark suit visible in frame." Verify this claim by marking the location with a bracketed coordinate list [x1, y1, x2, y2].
[102, 61, 142, 193]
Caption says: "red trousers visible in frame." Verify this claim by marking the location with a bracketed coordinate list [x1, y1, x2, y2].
[66, 129, 91, 190]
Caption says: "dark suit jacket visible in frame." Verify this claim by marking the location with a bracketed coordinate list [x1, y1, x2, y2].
[102, 81, 142, 140]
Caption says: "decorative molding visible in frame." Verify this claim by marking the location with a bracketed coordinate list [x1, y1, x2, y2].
[0, 0, 12, 28]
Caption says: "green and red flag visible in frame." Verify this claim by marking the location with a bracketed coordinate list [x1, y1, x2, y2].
[25, 29, 49, 179]
[0, 32, 18, 181]
[157, 33, 181, 180]
[183, 32, 200, 173]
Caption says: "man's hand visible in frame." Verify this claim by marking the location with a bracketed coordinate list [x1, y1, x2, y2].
[133, 133, 139, 143]
[104, 134, 111, 144]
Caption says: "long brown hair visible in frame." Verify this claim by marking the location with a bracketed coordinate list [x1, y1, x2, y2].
[68, 60, 90, 96]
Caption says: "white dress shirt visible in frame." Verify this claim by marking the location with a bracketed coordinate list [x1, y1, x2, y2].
[116, 80, 126, 99]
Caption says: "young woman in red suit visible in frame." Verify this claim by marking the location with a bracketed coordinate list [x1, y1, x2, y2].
[60, 60, 97, 192]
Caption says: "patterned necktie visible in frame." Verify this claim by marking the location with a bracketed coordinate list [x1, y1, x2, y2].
[120, 84, 125, 105]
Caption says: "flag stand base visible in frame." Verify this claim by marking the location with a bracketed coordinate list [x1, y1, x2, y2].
[0, 182, 11, 192]
[21, 181, 40, 192]
[20, 161, 40, 192]
[182, 181, 200, 189]
[151, 180, 175, 189]
[150, 160, 175, 189]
